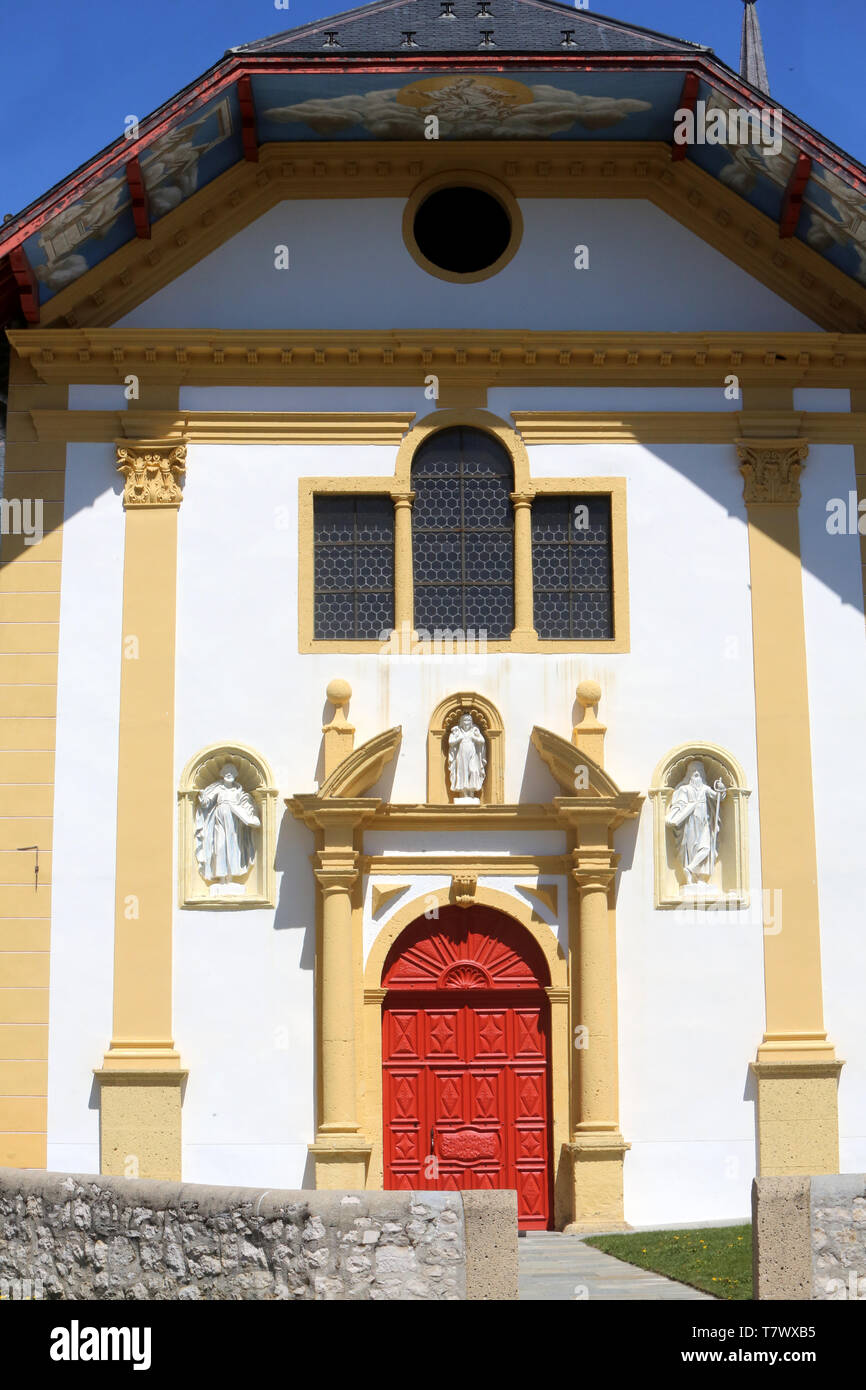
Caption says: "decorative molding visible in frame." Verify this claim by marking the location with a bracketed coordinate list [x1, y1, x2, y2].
[450, 872, 478, 908]
[12, 328, 866, 388]
[370, 882, 410, 917]
[736, 437, 811, 505]
[362, 854, 565, 876]
[11, 142, 866, 333]
[23, 407, 866, 447]
[516, 882, 560, 922]
[530, 725, 622, 799]
[316, 727, 402, 799]
[116, 443, 186, 509]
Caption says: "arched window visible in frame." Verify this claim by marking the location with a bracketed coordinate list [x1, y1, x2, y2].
[411, 427, 514, 639]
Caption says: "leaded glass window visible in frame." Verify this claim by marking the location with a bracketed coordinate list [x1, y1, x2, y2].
[313, 495, 394, 640]
[531, 495, 613, 639]
[411, 427, 514, 639]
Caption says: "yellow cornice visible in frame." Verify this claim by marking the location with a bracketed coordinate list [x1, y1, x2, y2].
[26, 410, 416, 445]
[371, 803, 560, 832]
[512, 411, 866, 444]
[362, 854, 566, 876]
[10, 329, 866, 389]
[20, 405, 866, 447]
[12, 141, 866, 333]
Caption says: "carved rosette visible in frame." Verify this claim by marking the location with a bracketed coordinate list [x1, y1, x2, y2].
[117, 444, 186, 508]
[736, 439, 809, 505]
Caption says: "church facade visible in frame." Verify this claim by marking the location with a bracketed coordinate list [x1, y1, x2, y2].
[1, 1, 865, 1231]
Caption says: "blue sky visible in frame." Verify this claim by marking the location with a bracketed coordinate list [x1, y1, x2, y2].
[1, 0, 864, 218]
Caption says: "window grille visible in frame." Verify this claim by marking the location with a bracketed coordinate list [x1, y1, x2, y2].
[411, 427, 515, 639]
[313, 495, 394, 640]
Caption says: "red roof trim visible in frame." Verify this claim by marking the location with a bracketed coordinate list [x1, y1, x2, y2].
[1, 50, 864, 268]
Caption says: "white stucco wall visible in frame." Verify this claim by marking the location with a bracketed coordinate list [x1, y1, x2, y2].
[45, 250, 864, 1219]
[800, 444, 866, 1174]
[47, 446, 123, 1173]
[117, 197, 817, 333]
[154, 428, 764, 1219]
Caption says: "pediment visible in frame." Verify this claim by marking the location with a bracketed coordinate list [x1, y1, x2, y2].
[5, 141, 865, 335]
[317, 726, 402, 798]
[530, 724, 622, 798]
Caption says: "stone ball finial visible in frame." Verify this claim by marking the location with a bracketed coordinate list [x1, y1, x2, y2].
[576, 679, 601, 709]
[326, 678, 352, 708]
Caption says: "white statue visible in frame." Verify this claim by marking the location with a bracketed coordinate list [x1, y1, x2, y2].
[194, 763, 261, 894]
[665, 760, 727, 884]
[448, 713, 487, 803]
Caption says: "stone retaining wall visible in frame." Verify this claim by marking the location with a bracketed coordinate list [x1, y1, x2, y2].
[752, 1173, 866, 1300]
[0, 1168, 518, 1301]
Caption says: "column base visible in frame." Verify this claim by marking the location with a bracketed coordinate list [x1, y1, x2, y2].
[309, 1135, 373, 1189]
[94, 1064, 186, 1181]
[751, 1058, 843, 1176]
[566, 1133, 630, 1229]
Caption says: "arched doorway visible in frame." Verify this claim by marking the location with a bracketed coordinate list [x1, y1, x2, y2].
[381, 904, 553, 1230]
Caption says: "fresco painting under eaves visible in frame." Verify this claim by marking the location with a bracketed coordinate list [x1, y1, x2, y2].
[3, 0, 866, 314]
[23, 91, 242, 304]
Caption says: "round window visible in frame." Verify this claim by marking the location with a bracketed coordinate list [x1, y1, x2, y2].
[403, 175, 522, 283]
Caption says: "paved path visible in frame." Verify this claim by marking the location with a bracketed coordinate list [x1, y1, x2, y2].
[518, 1231, 715, 1301]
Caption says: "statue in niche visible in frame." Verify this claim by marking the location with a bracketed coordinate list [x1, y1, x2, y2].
[665, 760, 727, 886]
[448, 713, 488, 804]
[194, 763, 261, 896]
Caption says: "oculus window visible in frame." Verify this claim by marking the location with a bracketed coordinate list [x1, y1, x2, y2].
[403, 175, 523, 282]
[413, 187, 511, 274]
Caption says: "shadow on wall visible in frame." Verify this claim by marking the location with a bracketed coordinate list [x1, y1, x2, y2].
[2, 420, 861, 621]
[272, 811, 316, 970]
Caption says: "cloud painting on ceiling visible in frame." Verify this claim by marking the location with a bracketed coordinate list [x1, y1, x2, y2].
[26, 95, 240, 302]
[260, 74, 654, 139]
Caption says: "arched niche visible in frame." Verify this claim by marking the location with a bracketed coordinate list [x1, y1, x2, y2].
[427, 691, 504, 805]
[178, 742, 278, 909]
[648, 742, 750, 910]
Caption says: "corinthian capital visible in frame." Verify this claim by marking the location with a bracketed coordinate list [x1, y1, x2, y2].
[116, 443, 186, 509]
[736, 439, 809, 506]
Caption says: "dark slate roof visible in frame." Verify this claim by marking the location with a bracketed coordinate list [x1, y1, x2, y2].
[231, 0, 712, 57]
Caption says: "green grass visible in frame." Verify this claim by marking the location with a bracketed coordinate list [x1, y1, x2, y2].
[584, 1224, 752, 1300]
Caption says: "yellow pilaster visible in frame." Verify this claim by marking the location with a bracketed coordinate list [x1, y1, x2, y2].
[736, 435, 842, 1174]
[556, 796, 629, 1231]
[510, 490, 538, 642]
[94, 442, 187, 1180]
[306, 802, 375, 1187]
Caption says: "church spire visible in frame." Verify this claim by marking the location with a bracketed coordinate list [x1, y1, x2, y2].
[740, 0, 770, 96]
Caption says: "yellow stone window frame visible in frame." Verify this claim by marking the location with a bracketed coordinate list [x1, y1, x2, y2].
[298, 409, 630, 653]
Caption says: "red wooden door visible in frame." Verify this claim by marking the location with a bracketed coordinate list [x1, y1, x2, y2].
[382, 906, 552, 1230]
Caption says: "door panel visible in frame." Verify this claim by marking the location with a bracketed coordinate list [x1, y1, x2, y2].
[383, 992, 552, 1229]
